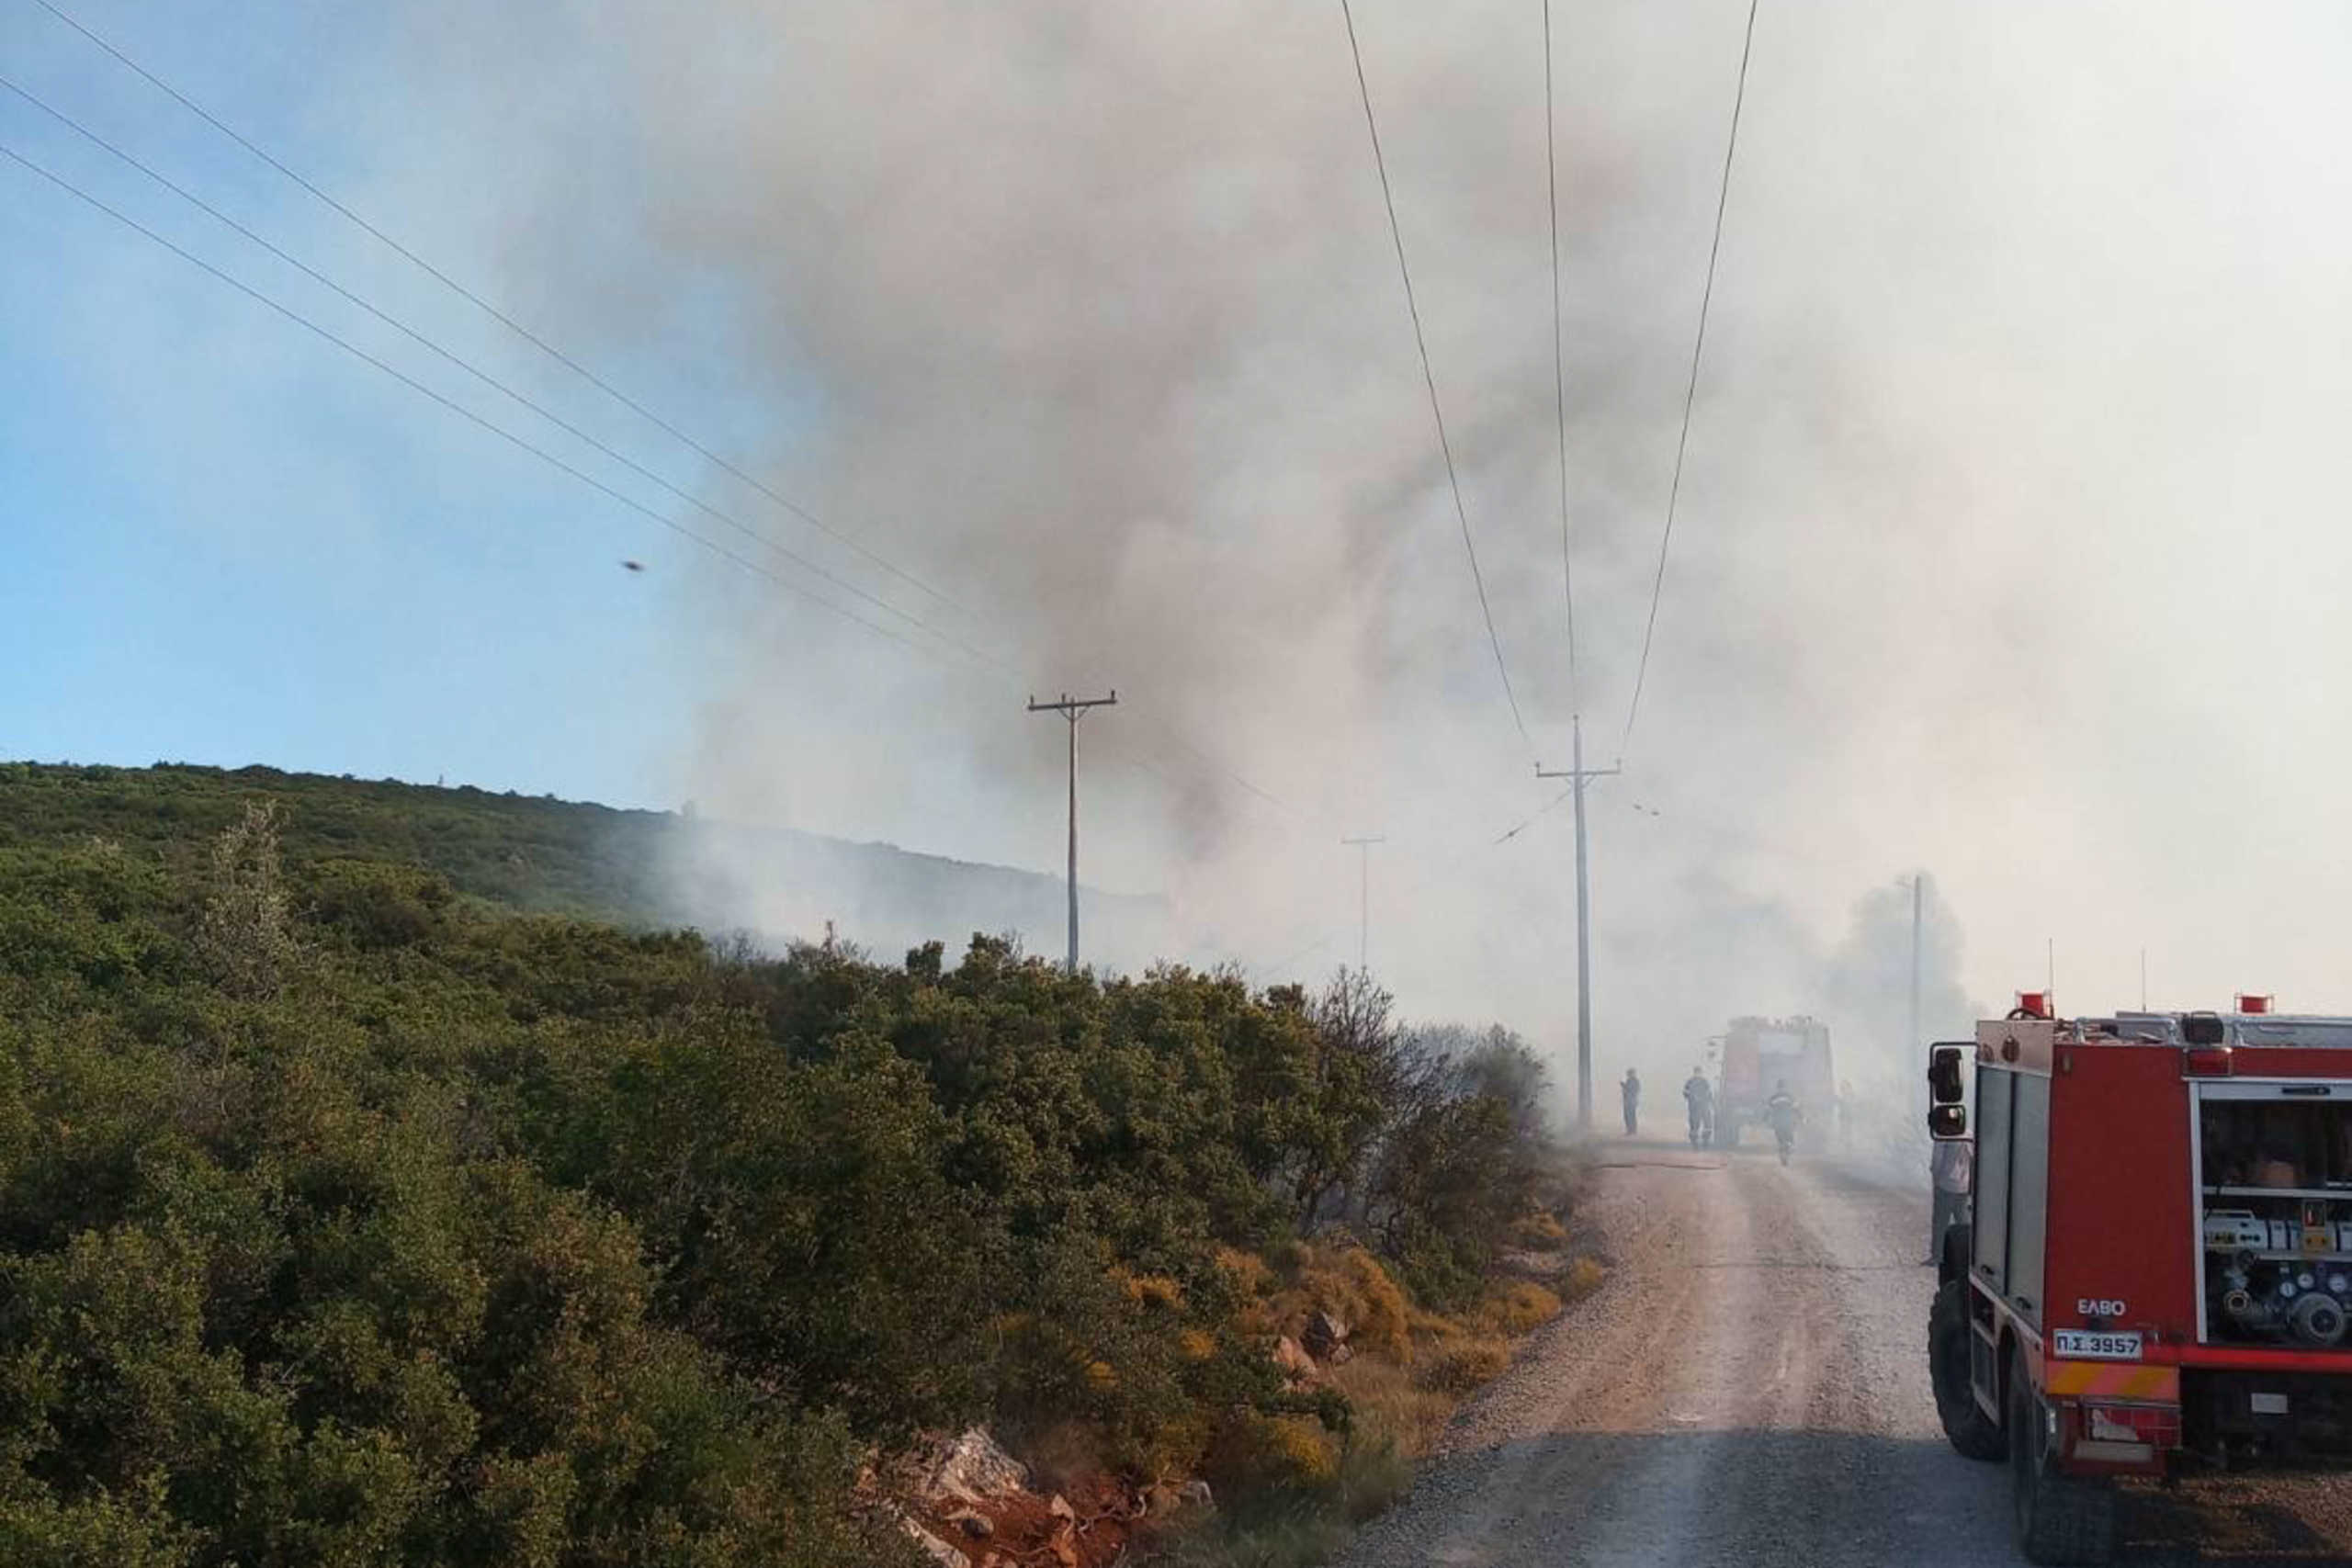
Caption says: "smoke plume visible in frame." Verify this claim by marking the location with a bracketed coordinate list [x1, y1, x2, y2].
[356, 0, 2352, 1074]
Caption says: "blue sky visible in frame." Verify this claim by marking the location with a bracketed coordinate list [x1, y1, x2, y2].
[0, 0, 785, 811]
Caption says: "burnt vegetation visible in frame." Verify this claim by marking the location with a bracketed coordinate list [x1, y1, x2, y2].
[0, 762, 1568, 1564]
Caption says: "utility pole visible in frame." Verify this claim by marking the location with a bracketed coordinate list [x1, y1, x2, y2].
[1026, 690, 1117, 974]
[1536, 714, 1620, 1132]
[1340, 835, 1385, 971]
[1897, 873, 1927, 1125]
[1910, 874, 1924, 1066]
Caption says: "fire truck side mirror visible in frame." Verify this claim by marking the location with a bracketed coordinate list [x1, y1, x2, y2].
[1928, 1103, 1968, 1139]
[1926, 1043, 1967, 1105]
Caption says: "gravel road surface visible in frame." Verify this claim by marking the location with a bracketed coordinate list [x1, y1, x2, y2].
[1336, 1143, 2352, 1568]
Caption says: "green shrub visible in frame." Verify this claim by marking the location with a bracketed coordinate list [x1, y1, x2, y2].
[0, 762, 1576, 1562]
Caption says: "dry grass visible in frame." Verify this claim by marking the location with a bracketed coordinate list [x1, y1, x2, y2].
[1166, 1408, 1414, 1568]
[1404, 1303, 1463, 1345]
[1253, 1244, 1410, 1359]
[1202, 1412, 1340, 1495]
[1152, 1509, 1352, 1568]
[1413, 1337, 1512, 1394]
[1476, 1280, 1562, 1337]
[1326, 1351, 1455, 1456]
[1114, 1268, 1187, 1311]
[1215, 1247, 1274, 1296]
[1560, 1256, 1607, 1303]
[1166, 1235, 1607, 1566]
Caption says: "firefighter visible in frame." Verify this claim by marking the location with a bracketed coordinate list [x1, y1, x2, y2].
[1682, 1066, 1714, 1148]
[1926, 1134, 1973, 1266]
[1621, 1068, 1642, 1136]
[1765, 1079, 1799, 1164]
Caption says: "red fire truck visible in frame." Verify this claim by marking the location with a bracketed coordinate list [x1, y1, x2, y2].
[1716, 1015, 1834, 1148]
[1928, 994, 2352, 1564]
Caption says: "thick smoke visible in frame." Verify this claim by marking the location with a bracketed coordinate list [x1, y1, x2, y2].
[1816, 875, 1981, 1092]
[371, 0, 2352, 1071]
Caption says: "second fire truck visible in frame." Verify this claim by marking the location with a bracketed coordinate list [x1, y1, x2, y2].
[1928, 994, 2352, 1563]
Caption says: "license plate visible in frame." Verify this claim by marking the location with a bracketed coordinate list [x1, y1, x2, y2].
[2052, 1330, 2143, 1360]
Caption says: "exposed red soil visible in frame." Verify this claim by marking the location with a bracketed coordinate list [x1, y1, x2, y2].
[915, 1472, 1148, 1568]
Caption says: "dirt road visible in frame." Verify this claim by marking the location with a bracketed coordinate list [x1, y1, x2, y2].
[1337, 1145, 2352, 1568]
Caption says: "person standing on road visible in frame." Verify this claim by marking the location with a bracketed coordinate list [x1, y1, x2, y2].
[1682, 1066, 1713, 1147]
[1621, 1068, 1642, 1136]
[1926, 1135, 1973, 1266]
[1765, 1079, 1800, 1162]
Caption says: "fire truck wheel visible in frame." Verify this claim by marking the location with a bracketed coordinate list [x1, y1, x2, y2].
[1928, 1281, 2004, 1461]
[2008, 1352, 2115, 1565]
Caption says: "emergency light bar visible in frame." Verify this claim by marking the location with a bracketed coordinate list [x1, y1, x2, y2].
[2238, 994, 2273, 1014]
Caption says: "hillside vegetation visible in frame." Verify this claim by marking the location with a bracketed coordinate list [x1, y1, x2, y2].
[0, 762, 674, 924]
[0, 762, 1572, 1566]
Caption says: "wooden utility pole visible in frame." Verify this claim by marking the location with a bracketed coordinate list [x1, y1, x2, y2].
[1027, 691, 1117, 973]
[1340, 835, 1386, 971]
[1537, 715, 1619, 1132]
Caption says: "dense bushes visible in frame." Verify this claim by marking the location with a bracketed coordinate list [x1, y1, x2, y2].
[0, 768, 1566, 1564]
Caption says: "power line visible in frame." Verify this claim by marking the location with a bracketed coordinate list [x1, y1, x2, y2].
[1621, 0, 1762, 756]
[0, 135, 1326, 831]
[0, 138, 965, 667]
[1543, 0, 1581, 722]
[14, 0, 1617, 861]
[21, 0, 1634, 938]
[1255, 787, 1577, 979]
[24, 0, 960, 613]
[1133, 719, 1302, 818]
[1495, 786, 1577, 843]
[0, 72, 1010, 675]
[1337, 0, 1531, 748]
[17, 2, 1323, 833]
[3, 133, 1322, 839]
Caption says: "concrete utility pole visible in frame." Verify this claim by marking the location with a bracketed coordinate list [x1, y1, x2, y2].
[1027, 691, 1117, 974]
[1910, 874, 1924, 1064]
[1536, 714, 1620, 1132]
[1340, 835, 1385, 971]
[1899, 873, 1926, 1125]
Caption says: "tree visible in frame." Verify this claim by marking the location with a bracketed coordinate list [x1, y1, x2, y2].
[193, 803, 297, 998]
[1287, 969, 1408, 1229]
